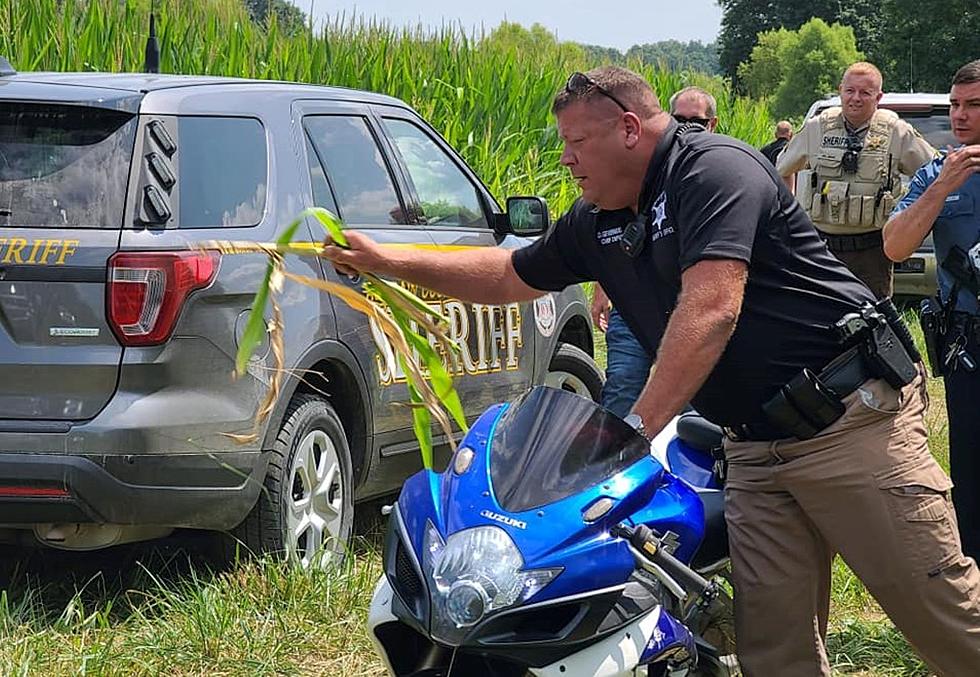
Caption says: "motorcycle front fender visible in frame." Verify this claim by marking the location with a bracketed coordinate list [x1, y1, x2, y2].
[367, 576, 399, 676]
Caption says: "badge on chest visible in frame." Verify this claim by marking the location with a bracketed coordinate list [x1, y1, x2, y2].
[621, 191, 674, 258]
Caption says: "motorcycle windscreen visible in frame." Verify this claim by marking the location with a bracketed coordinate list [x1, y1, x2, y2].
[490, 386, 651, 512]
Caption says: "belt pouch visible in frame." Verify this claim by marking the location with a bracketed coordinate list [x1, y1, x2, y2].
[827, 181, 849, 225]
[761, 369, 845, 440]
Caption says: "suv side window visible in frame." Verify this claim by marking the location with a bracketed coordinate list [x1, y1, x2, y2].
[178, 117, 266, 228]
[383, 118, 489, 229]
[303, 116, 407, 225]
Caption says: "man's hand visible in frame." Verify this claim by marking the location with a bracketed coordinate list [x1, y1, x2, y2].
[321, 230, 390, 277]
[591, 284, 611, 332]
[935, 144, 980, 194]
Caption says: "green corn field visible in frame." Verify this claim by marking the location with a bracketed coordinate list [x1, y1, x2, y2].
[0, 0, 774, 215]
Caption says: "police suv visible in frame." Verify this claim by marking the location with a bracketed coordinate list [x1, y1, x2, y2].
[0, 60, 601, 563]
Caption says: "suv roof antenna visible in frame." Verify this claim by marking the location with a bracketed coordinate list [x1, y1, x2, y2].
[0, 56, 16, 77]
[144, 10, 160, 74]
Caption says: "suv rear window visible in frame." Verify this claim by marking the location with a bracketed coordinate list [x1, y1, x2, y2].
[178, 117, 266, 228]
[0, 103, 137, 228]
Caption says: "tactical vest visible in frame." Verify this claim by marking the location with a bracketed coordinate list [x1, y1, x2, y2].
[797, 107, 902, 235]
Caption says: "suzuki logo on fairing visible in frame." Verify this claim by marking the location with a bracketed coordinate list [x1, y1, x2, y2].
[480, 509, 527, 530]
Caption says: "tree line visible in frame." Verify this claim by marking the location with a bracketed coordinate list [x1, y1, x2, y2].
[719, 0, 979, 95]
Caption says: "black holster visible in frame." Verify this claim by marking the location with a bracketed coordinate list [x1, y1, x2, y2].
[761, 368, 846, 440]
[860, 311, 918, 389]
[759, 300, 918, 440]
[919, 296, 946, 377]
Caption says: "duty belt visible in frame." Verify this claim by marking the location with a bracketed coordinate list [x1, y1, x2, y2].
[820, 230, 883, 252]
[723, 347, 873, 442]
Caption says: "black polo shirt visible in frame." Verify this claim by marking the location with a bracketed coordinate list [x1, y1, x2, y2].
[760, 136, 789, 166]
[513, 119, 874, 427]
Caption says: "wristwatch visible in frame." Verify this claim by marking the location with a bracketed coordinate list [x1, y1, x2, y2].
[623, 412, 648, 439]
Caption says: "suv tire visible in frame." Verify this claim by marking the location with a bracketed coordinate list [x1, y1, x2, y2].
[229, 394, 354, 568]
[544, 342, 604, 402]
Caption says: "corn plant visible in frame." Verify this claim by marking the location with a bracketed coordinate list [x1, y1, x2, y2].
[208, 209, 466, 469]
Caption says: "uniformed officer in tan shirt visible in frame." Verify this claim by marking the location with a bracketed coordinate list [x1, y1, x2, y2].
[777, 62, 936, 299]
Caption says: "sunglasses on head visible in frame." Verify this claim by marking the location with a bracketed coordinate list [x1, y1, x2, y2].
[672, 114, 711, 127]
[565, 72, 629, 112]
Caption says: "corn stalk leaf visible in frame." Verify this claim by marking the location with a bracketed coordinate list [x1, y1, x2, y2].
[236, 262, 274, 376]
[368, 275, 443, 321]
[307, 206, 348, 248]
[401, 366, 433, 469]
[211, 208, 468, 469]
[232, 215, 305, 375]
[378, 285, 467, 432]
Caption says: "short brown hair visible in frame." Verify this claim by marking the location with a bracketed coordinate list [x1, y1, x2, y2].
[952, 60, 980, 86]
[552, 66, 661, 117]
[841, 61, 883, 89]
[669, 86, 717, 119]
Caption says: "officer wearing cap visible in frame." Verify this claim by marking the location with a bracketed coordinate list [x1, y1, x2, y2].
[778, 62, 936, 299]
[324, 66, 980, 675]
[884, 58, 980, 563]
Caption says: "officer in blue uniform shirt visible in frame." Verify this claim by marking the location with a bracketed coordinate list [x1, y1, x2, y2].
[884, 58, 980, 562]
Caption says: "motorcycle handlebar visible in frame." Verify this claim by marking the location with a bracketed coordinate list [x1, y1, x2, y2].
[611, 523, 712, 597]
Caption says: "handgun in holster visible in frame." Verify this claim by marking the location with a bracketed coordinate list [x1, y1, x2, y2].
[919, 297, 946, 377]
[836, 300, 919, 390]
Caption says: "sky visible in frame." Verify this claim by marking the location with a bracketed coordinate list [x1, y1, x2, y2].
[300, 0, 723, 53]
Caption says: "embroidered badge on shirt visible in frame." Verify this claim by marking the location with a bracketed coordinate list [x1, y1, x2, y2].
[650, 191, 675, 244]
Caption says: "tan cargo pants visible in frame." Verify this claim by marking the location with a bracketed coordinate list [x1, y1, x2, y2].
[724, 369, 980, 676]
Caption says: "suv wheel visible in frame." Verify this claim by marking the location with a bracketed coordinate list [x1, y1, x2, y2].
[230, 394, 354, 568]
[544, 343, 603, 401]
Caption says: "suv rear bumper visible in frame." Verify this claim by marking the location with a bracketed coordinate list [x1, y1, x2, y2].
[0, 451, 267, 531]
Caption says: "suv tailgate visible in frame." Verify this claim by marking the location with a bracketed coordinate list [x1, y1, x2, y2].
[0, 97, 137, 420]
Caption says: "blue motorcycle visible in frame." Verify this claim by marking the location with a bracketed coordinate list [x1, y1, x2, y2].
[368, 385, 738, 676]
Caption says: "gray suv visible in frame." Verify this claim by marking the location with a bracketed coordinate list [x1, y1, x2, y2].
[0, 67, 601, 564]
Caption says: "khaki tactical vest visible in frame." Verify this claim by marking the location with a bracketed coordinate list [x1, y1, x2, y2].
[797, 107, 902, 235]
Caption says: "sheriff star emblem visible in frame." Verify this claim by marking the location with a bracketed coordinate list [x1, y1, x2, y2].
[651, 191, 667, 230]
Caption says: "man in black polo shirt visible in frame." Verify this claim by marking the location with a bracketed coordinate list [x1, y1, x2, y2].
[323, 66, 980, 674]
[759, 119, 793, 165]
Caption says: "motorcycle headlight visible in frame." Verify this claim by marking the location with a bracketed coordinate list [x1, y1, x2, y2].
[422, 521, 561, 644]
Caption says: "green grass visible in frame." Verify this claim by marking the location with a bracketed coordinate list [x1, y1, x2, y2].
[0, 530, 387, 676]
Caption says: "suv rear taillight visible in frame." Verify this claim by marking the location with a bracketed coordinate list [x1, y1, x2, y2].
[108, 251, 220, 346]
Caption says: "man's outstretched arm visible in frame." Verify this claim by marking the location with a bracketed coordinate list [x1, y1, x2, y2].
[322, 230, 545, 305]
